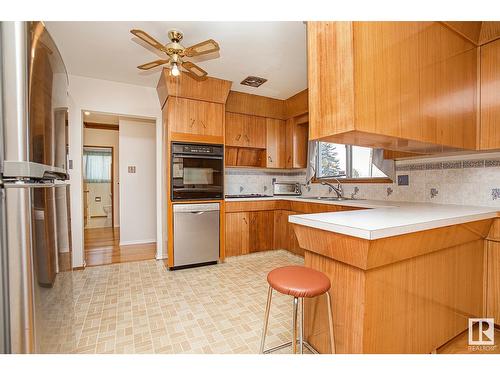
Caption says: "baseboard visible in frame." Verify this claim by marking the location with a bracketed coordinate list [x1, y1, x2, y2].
[119, 239, 156, 246]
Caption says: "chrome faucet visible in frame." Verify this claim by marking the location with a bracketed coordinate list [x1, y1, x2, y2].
[321, 178, 343, 198]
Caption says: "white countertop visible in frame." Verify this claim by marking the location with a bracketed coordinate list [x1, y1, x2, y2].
[225, 196, 499, 240]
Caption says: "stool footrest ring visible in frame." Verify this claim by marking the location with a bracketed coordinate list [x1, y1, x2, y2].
[262, 340, 319, 354]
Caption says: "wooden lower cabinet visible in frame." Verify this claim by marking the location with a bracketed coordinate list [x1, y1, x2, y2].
[225, 201, 360, 258]
[249, 211, 274, 252]
[225, 210, 274, 256]
[225, 212, 250, 257]
[274, 210, 304, 256]
[487, 240, 500, 323]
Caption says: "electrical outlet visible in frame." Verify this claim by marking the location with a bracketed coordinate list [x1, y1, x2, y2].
[128, 166, 136, 173]
[397, 175, 409, 186]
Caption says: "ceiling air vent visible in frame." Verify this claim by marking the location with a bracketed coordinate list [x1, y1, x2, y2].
[240, 76, 267, 87]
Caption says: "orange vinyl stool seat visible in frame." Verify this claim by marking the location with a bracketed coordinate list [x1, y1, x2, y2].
[267, 266, 331, 298]
[260, 265, 335, 354]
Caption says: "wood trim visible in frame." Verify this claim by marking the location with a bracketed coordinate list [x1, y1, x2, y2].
[156, 69, 232, 106]
[169, 132, 224, 144]
[226, 91, 286, 120]
[84, 122, 119, 131]
[312, 177, 393, 184]
[284, 89, 308, 119]
[72, 265, 85, 271]
[83, 145, 115, 229]
[293, 219, 493, 270]
[441, 21, 483, 45]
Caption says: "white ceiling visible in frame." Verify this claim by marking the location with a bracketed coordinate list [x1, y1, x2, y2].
[45, 21, 307, 100]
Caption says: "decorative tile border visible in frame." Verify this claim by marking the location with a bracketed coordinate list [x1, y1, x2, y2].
[396, 158, 500, 172]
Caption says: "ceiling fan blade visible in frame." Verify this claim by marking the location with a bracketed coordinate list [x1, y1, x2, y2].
[182, 61, 208, 80]
[184, 39, 220, 57]
[130, 29, 166, 53]
[137, 59, 169, 70]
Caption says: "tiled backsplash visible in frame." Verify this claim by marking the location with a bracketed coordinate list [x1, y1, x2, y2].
[225, 168, 306, 195]
[225, 152, 500, 207]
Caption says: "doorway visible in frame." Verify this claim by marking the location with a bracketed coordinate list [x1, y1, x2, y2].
[82, 111, 157, 267]
[83, 146, 114, 229]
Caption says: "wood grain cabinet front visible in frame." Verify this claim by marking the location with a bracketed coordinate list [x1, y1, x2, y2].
[225, 212, 250, 257]
[225, 112, 266, 149]
[249, 211, 275, 252]
[480, 38, 500, 150]
[274, 210, 304, 256]
[308, 21, 479, 153]
[168, 97, 224, 138]
[265, 118, 286, 168]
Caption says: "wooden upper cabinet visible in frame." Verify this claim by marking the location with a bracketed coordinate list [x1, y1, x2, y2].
[167, 97, 224, 139]
[225, 112, 266, 149]
[308, 21, 478, 153]
[286, 114, 308, 168]
[266, 118, 286, 168]
[480, 38, 500, 150]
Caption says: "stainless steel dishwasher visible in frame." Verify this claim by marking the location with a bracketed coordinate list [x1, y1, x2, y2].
[172, 203, 220, 269]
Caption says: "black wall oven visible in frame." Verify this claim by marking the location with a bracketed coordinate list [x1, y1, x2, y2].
[171, 142, 224, 201]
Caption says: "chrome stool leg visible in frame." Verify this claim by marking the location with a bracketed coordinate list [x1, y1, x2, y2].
[299, 298, 304, 354]
[260, 286, 273, 354]
[325, 291, 336, 354]
[292, 297, 298, 354]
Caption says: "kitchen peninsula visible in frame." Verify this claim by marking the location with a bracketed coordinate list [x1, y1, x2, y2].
[289, 203, 499, 353]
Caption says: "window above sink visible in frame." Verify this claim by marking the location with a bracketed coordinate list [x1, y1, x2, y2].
[316, 142, 391, 182]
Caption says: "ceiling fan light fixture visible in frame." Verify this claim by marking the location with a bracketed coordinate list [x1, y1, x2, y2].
[170, 62, 180, 77]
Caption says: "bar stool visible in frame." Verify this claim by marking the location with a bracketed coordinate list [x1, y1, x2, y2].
[259, 265, 335, 354]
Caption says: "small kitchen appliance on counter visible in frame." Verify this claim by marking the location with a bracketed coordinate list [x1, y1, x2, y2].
[272, 182, 302, 196]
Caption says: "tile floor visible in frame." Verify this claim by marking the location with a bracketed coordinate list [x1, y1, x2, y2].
[47, 250, 304, 354]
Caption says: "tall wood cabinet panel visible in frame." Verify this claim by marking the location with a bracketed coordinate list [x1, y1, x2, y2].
[266, 118, 286, 168]
[286, 115, 309, 169]
[308, 21, 479, 152]
[480, 38, 500, 150]
[225, 212, 250, 257]
[486, 241, 500, 323]
[167, 97, 224, 139]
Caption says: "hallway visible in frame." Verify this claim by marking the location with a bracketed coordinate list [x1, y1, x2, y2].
[84, 227, 156, 267]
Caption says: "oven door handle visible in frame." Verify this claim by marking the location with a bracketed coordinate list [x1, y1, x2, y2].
[172, 154, 223, 160]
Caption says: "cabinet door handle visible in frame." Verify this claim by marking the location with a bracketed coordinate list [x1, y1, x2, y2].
[200, 120, 207, 129]
[236, 134, 241, 141]
[243, 217, 248, 225]
[288, 156, 292, 162]
[244, 134, 250, 142]
[190, 119, 196, 127]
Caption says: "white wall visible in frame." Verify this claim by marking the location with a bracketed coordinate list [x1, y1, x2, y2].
[118, 118, 157, 245]
[84, 128, 120, 226]
[67, 75, 166, 267]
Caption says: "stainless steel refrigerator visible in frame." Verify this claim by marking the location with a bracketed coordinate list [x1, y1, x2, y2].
[0, 21, 75, 353]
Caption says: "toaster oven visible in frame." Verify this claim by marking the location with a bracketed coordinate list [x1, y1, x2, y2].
[272, 182, 302, 196]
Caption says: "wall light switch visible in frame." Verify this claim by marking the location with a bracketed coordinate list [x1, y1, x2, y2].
[128, 166, 136, 173]
[397, 175, 409, 186]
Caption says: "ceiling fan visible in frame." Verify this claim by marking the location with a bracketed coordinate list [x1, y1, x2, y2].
[130, 28, 220, 81]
